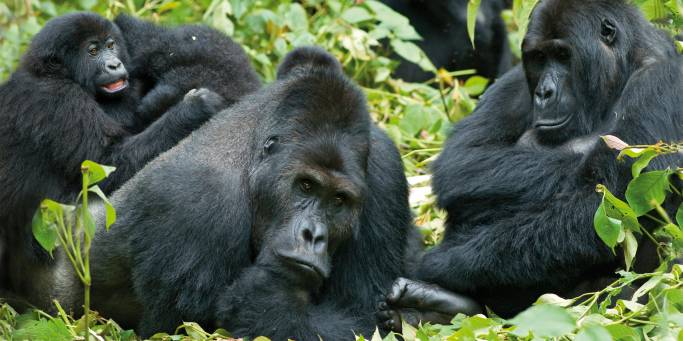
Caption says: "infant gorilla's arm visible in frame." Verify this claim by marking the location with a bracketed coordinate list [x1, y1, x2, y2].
[102, 87, 224, 192]
[377, 278, 482, 332]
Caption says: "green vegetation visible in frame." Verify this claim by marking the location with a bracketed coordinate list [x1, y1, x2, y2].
[1, 0, 682, 340]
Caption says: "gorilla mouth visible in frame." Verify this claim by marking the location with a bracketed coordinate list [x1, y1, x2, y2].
[280, 254, 326, 280]
[534, 113, 572, 130]
[101, 79, 128, 93]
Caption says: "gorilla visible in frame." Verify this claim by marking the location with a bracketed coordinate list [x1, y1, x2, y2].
[0, 13, 257, 300]
[34, 47, 416, 339]
[380, 0, 512, 82]
[112, 14, 261, 121]
[379, 0, 683, 328]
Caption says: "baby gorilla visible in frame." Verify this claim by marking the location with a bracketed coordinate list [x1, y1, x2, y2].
[0, 13, 226, 302]
[42, 47, 415, 339]
[113, 14, 261, 122]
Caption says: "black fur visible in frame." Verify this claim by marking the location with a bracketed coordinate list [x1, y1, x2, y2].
[113, 14, 261, 121]
[0, 13, 244, 299]
[50, 47, 416, 339]
[424, 0, 683, 316]
[380, 0, 512, 81]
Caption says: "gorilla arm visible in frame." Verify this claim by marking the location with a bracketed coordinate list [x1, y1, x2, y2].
[216, 251, 365, 341]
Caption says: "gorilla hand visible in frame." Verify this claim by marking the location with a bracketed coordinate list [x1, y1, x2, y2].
[377, 277, 482, 332]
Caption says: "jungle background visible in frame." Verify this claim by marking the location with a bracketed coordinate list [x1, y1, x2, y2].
[1, 0, 683, 340]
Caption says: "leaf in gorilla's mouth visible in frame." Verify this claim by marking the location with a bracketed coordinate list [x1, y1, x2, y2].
[101, 79, 128, 93]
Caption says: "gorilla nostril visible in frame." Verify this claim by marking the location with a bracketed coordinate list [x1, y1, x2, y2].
[535, 87, 553, 100]
[302, 228, 314, 243]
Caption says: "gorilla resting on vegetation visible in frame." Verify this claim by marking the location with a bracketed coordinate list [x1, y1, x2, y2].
[113, 14, 261, 121]
[38, 47, 416, 339]
[379, 0, 683, 327]
[380, 0, 512, 82]
[0, 13, 258, 299]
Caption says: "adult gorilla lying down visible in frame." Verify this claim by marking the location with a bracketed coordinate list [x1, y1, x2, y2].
[38, 47, 415, 339]
[379, 0, 683, 329]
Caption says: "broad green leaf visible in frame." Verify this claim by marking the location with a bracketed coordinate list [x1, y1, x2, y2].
[677, 202, 683, 227]
[509, 304, 576, 338]
[466, 0, 481, 47]
[390, 39, 435, 72]
[622, 230, 638, 271]
[89, 185, 117, 230]
[535, 294, 575, 307]
[32, 204, 60, 255]
[284, 3, 308, 32]
[594, 199, 623, 251]
[79, 206, 96, 240]
[596, 185, 639, 232]
[625, 170, 672, 216]
[631, 149, 658, 178]
[371, 327, 383, 341]
[341, 7, 373, 23]
[463, 76, 489, 96]
[399, 105, 426, 137]
[576, 325, 613, 341]
[12, 318, 72, 341]
[401, 319, 417, 340]
[605, 324, 639, 341]
[81, 160, 116, 186]
[662, 223, 683, 242]
[631, 275, 662, 300]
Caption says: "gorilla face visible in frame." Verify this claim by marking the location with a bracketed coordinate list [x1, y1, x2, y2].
[81, 36, 129, 97]
[250, 125, 368, 288]
[522, 0, 633, 144]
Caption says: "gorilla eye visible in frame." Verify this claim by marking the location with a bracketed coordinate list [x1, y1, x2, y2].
[600, 19, 617, 44]
[88, 44, 98, 56]
[299, 179, 314, 193]
[263, 136, 279, 154]
[334, 193, 346, 207]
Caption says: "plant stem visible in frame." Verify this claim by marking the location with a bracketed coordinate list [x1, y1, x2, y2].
[81, 170, 90, 341]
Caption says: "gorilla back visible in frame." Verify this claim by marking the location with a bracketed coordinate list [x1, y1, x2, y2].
[48, 47, 414, 339]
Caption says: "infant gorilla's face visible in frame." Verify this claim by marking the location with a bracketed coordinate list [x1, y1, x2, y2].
[78, 34, 129, 97]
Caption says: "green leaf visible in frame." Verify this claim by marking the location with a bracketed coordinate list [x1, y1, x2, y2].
[466, 0, 481, 48]
[79, 206, 96, 240]
[399, 105, 427, 137]
[631, 149, 658, 178]
[594, 198, 623, 251]
[12, 318, 72, 341]
[32, 203, 60, 255]
[576, 325, 613, 341]
[631, 275, 662, 301]
[677, 202, 683, 227]
[81, 160, 116, 186]
[284, 3, 308, 32]
[625, 170, 672, 216]
[509, 304, 576, 338]
[596, 185, 639, 232]
[463, 76, 489, 96]
[89, 185, 117, 230]
[622, 230, 638, 271]
[341, 7, 373, 23]
[605, 324, 639, 341]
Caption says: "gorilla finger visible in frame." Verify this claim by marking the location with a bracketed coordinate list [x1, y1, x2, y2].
[386, 277, 409, 304]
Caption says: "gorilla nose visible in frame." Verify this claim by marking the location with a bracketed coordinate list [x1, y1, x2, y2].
[106, 61, 122, 71]
[300, 223, 328, 254]
[534, 76, 557, 109]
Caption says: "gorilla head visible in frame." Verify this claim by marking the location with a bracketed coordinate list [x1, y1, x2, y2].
[22, 13, 131, 98]
[522, 0, 676, 145]
[248, 48, 371, 287]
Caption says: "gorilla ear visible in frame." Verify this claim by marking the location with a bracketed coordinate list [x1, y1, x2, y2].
[276, 46, 343, 80]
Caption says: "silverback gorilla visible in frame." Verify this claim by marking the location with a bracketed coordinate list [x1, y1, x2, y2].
[38, 47, 415, 339]
[379, 0, 683, 328]
[380, 0, 512, 82]
[0, 13, 258, 301]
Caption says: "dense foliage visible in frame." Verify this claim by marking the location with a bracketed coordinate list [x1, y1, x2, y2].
[1, 0, 682, 340]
